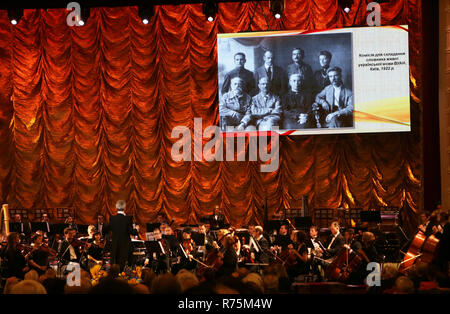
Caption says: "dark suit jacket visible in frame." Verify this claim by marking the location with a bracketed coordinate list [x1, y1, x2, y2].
[325, 233, 345, 258]
[10, 222, 31, 235]
[254, 65, 287, 96]
[104, 214, 137, 267]
[255, 236, 270, 264]
[57, 240, 81, 264]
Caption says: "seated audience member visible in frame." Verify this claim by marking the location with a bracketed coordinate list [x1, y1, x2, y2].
[313, 66, 353, 128]
[281, 73, 312, 130]
[175, 269, 200, 292]
[219, 77, 252, 130]
[238, 77, 281, 131]
[89, 278, 133, 294]
[151, 273, 182, 294]
[242, 272, 264, 294]
[10, 280, 47, 294]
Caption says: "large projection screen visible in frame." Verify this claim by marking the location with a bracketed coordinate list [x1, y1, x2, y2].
[217, 26, 410, 135]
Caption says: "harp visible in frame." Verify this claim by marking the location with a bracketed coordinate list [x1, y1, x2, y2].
[1, 204, 10, 242]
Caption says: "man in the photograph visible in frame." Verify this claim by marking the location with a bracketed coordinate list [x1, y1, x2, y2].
[219, 77, 251, 129]
[254, 50, 287, 96]
[313, 66, 353, 128]
[287, 48, 313, 88]
[221, 52, 255, 96]
[313, 50, 332, 96]
[281, 72, 312, 129]
[238, 77, 281, 131]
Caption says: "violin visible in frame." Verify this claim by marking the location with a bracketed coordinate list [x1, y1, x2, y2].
[39, 243, 57, 257]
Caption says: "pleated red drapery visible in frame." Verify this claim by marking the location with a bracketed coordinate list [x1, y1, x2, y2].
[0, 1, 422, 233]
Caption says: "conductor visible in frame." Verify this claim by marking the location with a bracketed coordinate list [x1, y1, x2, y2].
[104, 200, 138, 271]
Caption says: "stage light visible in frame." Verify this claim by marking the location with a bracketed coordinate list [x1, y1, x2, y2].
[202, 0, 218, 22]
[138, 5, 154, 24]
[8, 8, 23, 26]
[338, 0, 354, 13]
[270, 0, 284, 19]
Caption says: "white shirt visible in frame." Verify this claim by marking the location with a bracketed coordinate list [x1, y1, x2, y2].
[333, 85, 342, 110]
[117, 211, 125, 215]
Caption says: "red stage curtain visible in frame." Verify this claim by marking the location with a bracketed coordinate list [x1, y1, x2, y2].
[0, 1, 422, 233]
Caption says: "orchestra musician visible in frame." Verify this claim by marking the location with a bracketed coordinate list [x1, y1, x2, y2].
[271, 223, 293, 252]
[198, 223, 214, 255]
[306, 225, 324, 256]
[27, 232, 52, 276]
[285, 230, 310, 279]
[0, 232, 29, 279]
[344, 231, 380, 285]
[172, 228, 198, 274]
[41, 213, 52, 238]
[432, 211, 450, 275]
[253, 226, 270, 264]
[10, 214, 31, 238]
[215, 230, 238, 278]
[64, 216, 78, 232]
[87, 231, 104, 270]
[343, 228, 362, 258]
[418, 211, 437, 236]
[57, 227, 81, 266]
[318, 221, 345, 259]
[144, 227, 170, 274]
[95, 214, 106, 238]
[209, 205, 227, 230]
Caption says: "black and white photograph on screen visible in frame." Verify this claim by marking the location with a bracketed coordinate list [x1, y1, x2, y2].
[218, 32, 354, 132]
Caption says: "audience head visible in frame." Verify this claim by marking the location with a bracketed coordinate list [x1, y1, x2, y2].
[24, 270, 39, 282]
[394, 276, 415, 294]
[176, 269, 200, 292]
[151, 273, 182, 294]
[10, 280, 47, 294]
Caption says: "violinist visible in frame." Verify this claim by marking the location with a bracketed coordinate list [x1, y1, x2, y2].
[27, 233, 51, 276]
[173, 228, 197, 273]
[0, 232, 29, 279]
[144, 227, 170, 274]
[57, 227, 81, 266]
[87, 232, 104, 269]
[285, 230, 310, 279]
[272, 224, 293, 252]
[215, 230, 238, 278]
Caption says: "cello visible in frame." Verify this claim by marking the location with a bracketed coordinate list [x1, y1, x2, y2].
[399, 230, 440, 274]
[324, 247, 350, 281]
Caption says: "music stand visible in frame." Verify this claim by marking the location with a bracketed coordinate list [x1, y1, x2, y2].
[235, 230, 251, 245]
[360, 211, 381, 223]
[77, 224, 89, 235]
[30, 222, 48, 233]
[295, 217, 313, 229]
[162, 234, 179, 252]
[147, 223, 162, 233]
[190, 232, 205, 246]
[264, 220, 282, 233]
[145, 241, 164, 256]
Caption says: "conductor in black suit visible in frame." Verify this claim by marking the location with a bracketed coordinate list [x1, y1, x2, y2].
[104, 200, 138, 271]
